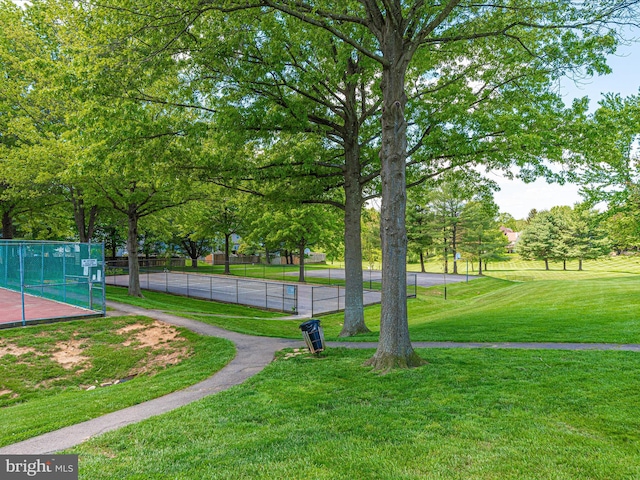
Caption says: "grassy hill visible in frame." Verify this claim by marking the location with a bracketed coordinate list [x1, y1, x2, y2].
[306, 275, 639, 343]
[126, 272, 640, 345]
[407, 253, 640, 280]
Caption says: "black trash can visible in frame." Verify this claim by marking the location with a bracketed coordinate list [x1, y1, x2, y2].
[299, 319, 325, 353]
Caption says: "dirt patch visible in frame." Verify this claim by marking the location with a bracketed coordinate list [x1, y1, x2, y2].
[116, 324, 146, 335]
[121, 321, 185, 350]
[0, 343, 37, 358]
[52, 339, 90, 370]
[119, 321, 190, 377]
[128, 348, 189, 377]
[3, 320, 193, 396]
[282, 348, 310, 359]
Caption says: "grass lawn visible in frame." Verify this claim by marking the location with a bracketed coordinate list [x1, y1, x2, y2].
[6, 258, 637, 478]
[71, 347, 640, 479]
[123, 274, 640, 345]
[106, 286, 283, 318]
[137, 254, 640, 282]
[318, 275, 640, 344]
[0, 316, 235, 447]
[408, 253, 640, 280]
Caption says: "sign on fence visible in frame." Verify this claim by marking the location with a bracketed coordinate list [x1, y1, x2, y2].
[81, 259, 98, 268]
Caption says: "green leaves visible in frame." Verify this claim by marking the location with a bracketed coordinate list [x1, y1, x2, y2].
[576, 92, 640, 207]
[518, 206, 610, 267]
[247, 202, 341, 255]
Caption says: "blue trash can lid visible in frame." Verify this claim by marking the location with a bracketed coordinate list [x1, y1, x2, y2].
[299, 319, 320, 330]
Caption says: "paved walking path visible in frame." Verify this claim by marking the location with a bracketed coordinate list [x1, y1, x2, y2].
[0, 303, 302, 455]
[2, 302, 639, 455]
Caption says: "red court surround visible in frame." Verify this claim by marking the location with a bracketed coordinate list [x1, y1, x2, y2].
[0, 288, 95, 324]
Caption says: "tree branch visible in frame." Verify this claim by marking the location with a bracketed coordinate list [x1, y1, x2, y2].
[261, 0, 387, 65]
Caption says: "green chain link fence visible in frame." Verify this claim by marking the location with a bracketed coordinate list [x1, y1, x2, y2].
[0, 240, 106, 325]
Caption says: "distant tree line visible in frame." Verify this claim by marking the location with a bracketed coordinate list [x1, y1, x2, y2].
[517, 206, 609, 270]
[402, 172, 508, 275]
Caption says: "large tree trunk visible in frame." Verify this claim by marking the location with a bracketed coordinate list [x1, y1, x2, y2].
[71, 193, 98, 243]
[340, 102, 370, 336]
[341, 185, 370, 335]
[2, 210, 14, 239]
[224, 233, 231, 274]
[86, 205, 98, 242]
[127, 208, 143, 297]
[364, 32, 424, 372]
[182, 239, 199, 269]
[419, 251, 426, 273]
[109, 229, 117, 259]
[298, 239, 305, 282]
[579, 258, 583, 271]
[544, 258, 549, 270]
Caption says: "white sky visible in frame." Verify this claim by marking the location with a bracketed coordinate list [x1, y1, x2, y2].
[493, 32, 640, 219]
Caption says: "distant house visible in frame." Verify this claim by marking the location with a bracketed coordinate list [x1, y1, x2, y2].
[500, 226, 520, 253]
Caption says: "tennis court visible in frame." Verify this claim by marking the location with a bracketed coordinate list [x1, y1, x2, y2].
[0, 240, 106, 327]
[0, 287, 97, 326]
[108, 271, 300, 313]
[106, 270, 392, 316]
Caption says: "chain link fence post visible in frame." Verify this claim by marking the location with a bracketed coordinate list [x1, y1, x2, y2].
[62, 244, 67, 302]
[19, 242, 26, 326]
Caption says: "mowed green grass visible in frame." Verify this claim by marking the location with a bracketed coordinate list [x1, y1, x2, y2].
[407, 253, 640, 280]
[71, 347, 640, 479]
[153, 253, 640, 282]
[0, 316, 234, 447]
[11, 259, 638, 478]
[131, 275, 640, 345]
[326, 275, 640, 344]
[106, 286, 283, 318]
